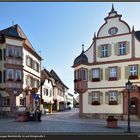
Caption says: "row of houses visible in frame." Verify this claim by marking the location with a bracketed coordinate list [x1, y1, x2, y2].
[73, 5, 140, 120]
[0, 24, 73, 117]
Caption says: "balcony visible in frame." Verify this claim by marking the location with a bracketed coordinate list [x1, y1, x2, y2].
[74, 79, 88, 93]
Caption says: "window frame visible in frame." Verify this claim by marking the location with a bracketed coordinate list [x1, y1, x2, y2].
[118, 42, 126, 55]
[7, 69, 13, 81]
[129, 65, 138, 79]
[101, 45, 108, 57]
[109, 67, 117, 80]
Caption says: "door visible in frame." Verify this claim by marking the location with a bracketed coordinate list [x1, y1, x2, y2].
[130, 98, 137, 114]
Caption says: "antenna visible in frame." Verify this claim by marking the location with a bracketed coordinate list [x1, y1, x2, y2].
[12, 20, 14, 26]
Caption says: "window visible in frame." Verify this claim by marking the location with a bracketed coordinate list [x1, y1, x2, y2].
[15, 48, 21, 58]
[0, 49, 2, 60]
[109, 67, 117, 80]
[129, 65, 138, 79]
[92, 68, 100, 81]
[2, 97, 10, 106]
[15, 70, 21, 81]
[3, 70, 5, 83]
[20, 98, 26, 106]
[7, 47, 13, 57]
[26, 75, 30, 86]
[92, 92, 100, 102]
[7, 69, 13, 80]
[26, 55, 31, 67]
[119, 42, 126, 55]
[101, 45, 108, 57]
[109, 91, 117, 105]
[0, 71, 2, 83]
[79, 69, 87, 80]
[3, 49, 6, 60]
[108, 27, 118, 35]
[92, 92, 100, 105]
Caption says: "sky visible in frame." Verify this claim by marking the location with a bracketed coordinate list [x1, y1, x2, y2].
[0, 2, 140, 94]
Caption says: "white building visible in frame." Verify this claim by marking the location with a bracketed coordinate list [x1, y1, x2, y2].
[0, 24, 41, 116]
[73, 5, 140, 120]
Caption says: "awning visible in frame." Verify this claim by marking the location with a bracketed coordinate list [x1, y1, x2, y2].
[0, 91, 9, 97]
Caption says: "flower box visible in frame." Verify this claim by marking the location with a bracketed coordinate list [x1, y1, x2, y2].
[17, 113, 28, 122]
[109, 101, 118, 105]
[129, 75, 138, 80]
[106, 116, 118, 128]
[92, 101, 100, 105]
[92, 78, 100, 82]
[109, 77, 117, 81]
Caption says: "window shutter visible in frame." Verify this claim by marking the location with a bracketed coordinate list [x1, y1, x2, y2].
[98, 46, 101, 57]
[88, 92, 92, 105]
[108, 44, 111, 57]
[117, 92, 121, 104]
[88, 69, 93, 81]
[100, 69, 103, 80]
[105, 68, 109, 81]
[3, 49, 6, 60]
[138, 65, 140, 79]
[0, 71, 2, 83]
[118, 67, 121, 80]
[100, 92, 103, 104]
[0, 50, 2, 60]
[105, 92, 109, 104]
[126, 41, 130, 54]
[3, 70, 5, 83]
[125, 66, 129, 79]
[114, 43, 118, 55]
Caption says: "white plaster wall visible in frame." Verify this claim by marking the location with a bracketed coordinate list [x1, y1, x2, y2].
[98, 17, 130, 37]
[42, 79, 53, 103]
[83, 91, 123, 114]
[84, 44, 94, 63]
[88, 61, 140, 89]
[96, 34, 132, 62]
[6, 38, 23, 46]
[23, 48, 41, 78]
[135, 37, 140, 58]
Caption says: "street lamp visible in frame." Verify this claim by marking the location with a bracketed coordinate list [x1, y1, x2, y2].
[125, 80, 132, 133]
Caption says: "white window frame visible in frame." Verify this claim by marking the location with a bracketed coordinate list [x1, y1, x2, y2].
[15, 47, 21, 58]
[92, 69, 100, 78]
[109, 67, 117, 78]
[92, 92, 100, 102]
[7, 69, 13, 80]
[129, 65, 138, 76]
[109, 91, 117, 101]
[15, 70, 21, 81]
[101, 45, 108, 57]
[119, 42, 126, 55]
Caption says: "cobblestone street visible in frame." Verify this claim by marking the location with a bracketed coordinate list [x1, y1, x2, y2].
[0, 108, 140, 134]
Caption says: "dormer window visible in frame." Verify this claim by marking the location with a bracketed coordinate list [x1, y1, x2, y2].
[108, 27, 118, 35]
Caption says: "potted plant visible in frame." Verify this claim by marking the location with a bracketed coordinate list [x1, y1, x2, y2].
[92, 101, 100, 105]
[106, 115, 118, 128]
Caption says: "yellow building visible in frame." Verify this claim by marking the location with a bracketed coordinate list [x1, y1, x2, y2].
[73, 5, 140, 120]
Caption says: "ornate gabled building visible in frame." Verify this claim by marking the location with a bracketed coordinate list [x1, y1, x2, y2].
[73, 5, 140, 120]
[0, 24, 41, 116]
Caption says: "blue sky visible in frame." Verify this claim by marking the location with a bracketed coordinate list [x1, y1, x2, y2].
[1, 2, 140, 94]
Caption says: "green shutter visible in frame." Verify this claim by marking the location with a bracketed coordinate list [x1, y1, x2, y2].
[88, 69, 93, 81]
[100, 69, 103, 80]
[98, 46, 101, 58]
[138, 65, 140, 79]
[114, 43, 118, 55]
[105, 92, 109, 104]
[118, 67, 121, 80]
[105, 68, 109, 81]
[117, 92, 121, 104]
[100, 92, 103, 104]
[126, 41, 130, 54]
[108, 44, 111, 57]
[125, 66, 129, 79]
[88, 92, 92, 105]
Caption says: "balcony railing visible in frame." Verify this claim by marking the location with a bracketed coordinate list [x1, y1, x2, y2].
[74, 79, 88, 93]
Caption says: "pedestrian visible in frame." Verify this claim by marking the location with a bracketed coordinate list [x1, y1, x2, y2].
[37, 107, 42, 122]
